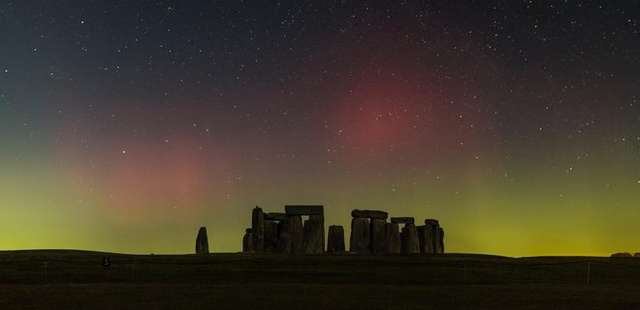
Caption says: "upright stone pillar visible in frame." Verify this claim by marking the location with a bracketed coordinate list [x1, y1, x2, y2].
[350, 217, 370, 254]
[424, 219, 444, 254]
[417, 225, 427, 254]
[251, 207, 265, 252]
[303, 215, 324, 254]
[371, 219, 386, 255]
[438, 227, 445, 254]
[242, 228, 254, 253]
[401, 223, 419, 254]
[327, 225, 345, 254]
[384, 223, 401, 254]
[288, 215, 304, 254]
[277, 218, 291, 253]
[263, 220, 279, 253]
[195, 227, 209, 255]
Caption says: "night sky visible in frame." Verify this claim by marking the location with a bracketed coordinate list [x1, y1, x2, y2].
[1, 1, 640, 256]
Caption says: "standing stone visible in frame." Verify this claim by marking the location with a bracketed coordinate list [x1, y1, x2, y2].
[371, 219, 386, 254]
[251, 207, 265, 252]
[264, 220, 279, 252]
[276, 218, 291, 253]
[350, 217, 370, 254]
[417, 225, 426, 254]
[384, 223, 401, 254]
[242, 229, 254, 253]
[401, 223, 419, 254]
[302, 215, 324, 254]
[437, 227, 445, 254]
[195, 227, 209, 255]
[288, 215, 304, 254]
[327, 225, 346, 254]
[424, 219, 444, 254]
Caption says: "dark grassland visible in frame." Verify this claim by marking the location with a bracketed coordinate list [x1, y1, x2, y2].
[1, 250, 640, 309]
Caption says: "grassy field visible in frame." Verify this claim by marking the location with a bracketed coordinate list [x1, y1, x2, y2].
[1, 250, 640, 309]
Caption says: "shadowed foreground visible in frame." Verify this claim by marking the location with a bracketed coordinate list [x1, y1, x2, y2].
[1, 250, 640, 309]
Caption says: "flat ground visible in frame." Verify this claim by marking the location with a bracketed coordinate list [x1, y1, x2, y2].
[1, 250, 640, 309]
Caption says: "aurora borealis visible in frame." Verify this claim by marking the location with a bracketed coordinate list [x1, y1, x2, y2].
[1, 1, 640, 256]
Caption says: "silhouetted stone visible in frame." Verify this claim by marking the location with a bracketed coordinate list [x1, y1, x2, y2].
[285, 205, 324, 216]
[288, 215, 304, 254]
[401, 223, 419, 254]
[390, 217, 414, 224]
[327, 225, 345, 253]
[242, 229, 254, 253]
[422, 219, 444, 254]
[384, 223, 401, 254]
[276, 218, 291, 253]
[611, 252, 632, 258]
[351, 209, 388, 220]
[371, 218, 386, 254]
[264, 220, 279, 252]
[303, 215, 324, 254]
[195, 227, 209, 255]
[251, 207, 265, 252]
[350, 217, 370, 254]
[417, 225, 427, 253]
[264, 212, 287, 221]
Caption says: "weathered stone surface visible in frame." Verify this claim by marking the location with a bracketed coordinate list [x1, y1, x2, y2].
[276, 219, 291, 253]
[417, 225, 427, 254]
[437, 227, 445, 254]
[302, 215, 324, 254]
[264, 220, 279, 252]
[401, 223, 419, 254]
[288, 215, 304, 254]
[195, 227, 209, 255]
[390, 217, 414, 224]
[371, 218, 387, 254]
[242, 229, 254, 253]
[384, 223, 401, 254]
[285, 205, 324, 216]
[611, 252, 632, 258]
[350, 217, 370, 254]
[422, 219, 445, 254]
[264, 212, 287, 221]
[351, 209, 388, 220]
[327, 225, 345, 254]
[251, 207, 265, 252]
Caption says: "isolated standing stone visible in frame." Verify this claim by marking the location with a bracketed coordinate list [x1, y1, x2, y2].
[288, 215, 304, 254]
[350, 217, 371, 254]
[195, 227, 209, 255]
[327, 225, 346, 253]
[401, 223, 419, 254]
[303, 215, 324, 254]
[371, 218, 387, 254]
[242, 229, 254, 253]
[384, 223, 401, 254]
[252, 207, 265, 252]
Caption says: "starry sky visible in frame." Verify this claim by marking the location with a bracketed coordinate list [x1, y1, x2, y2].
[1, 1, 640, 256]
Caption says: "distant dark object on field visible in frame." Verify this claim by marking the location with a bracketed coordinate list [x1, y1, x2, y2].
[611, 252, 632, 258]
[195, 227, 209, 255]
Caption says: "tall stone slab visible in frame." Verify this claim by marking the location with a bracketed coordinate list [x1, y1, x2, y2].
[437, 227, 445, 254]
[251, 207, 265, 252]
[264, 220, 279, 252]
[276, 218, 291, 253]
[417, 225, 427, 254]
[242, 229, 254, 253]
[371, 218, 387, 254]
[288, 215, 304, 254]
[195, 227, 209, 255]
[384, 223, 401, 254]
[424, 219, 443, 254]
[327, 225, 345, 254]
[350, 217, 370, 254]
[401, 223, 419, 254]
[302, 215, 324, 254]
